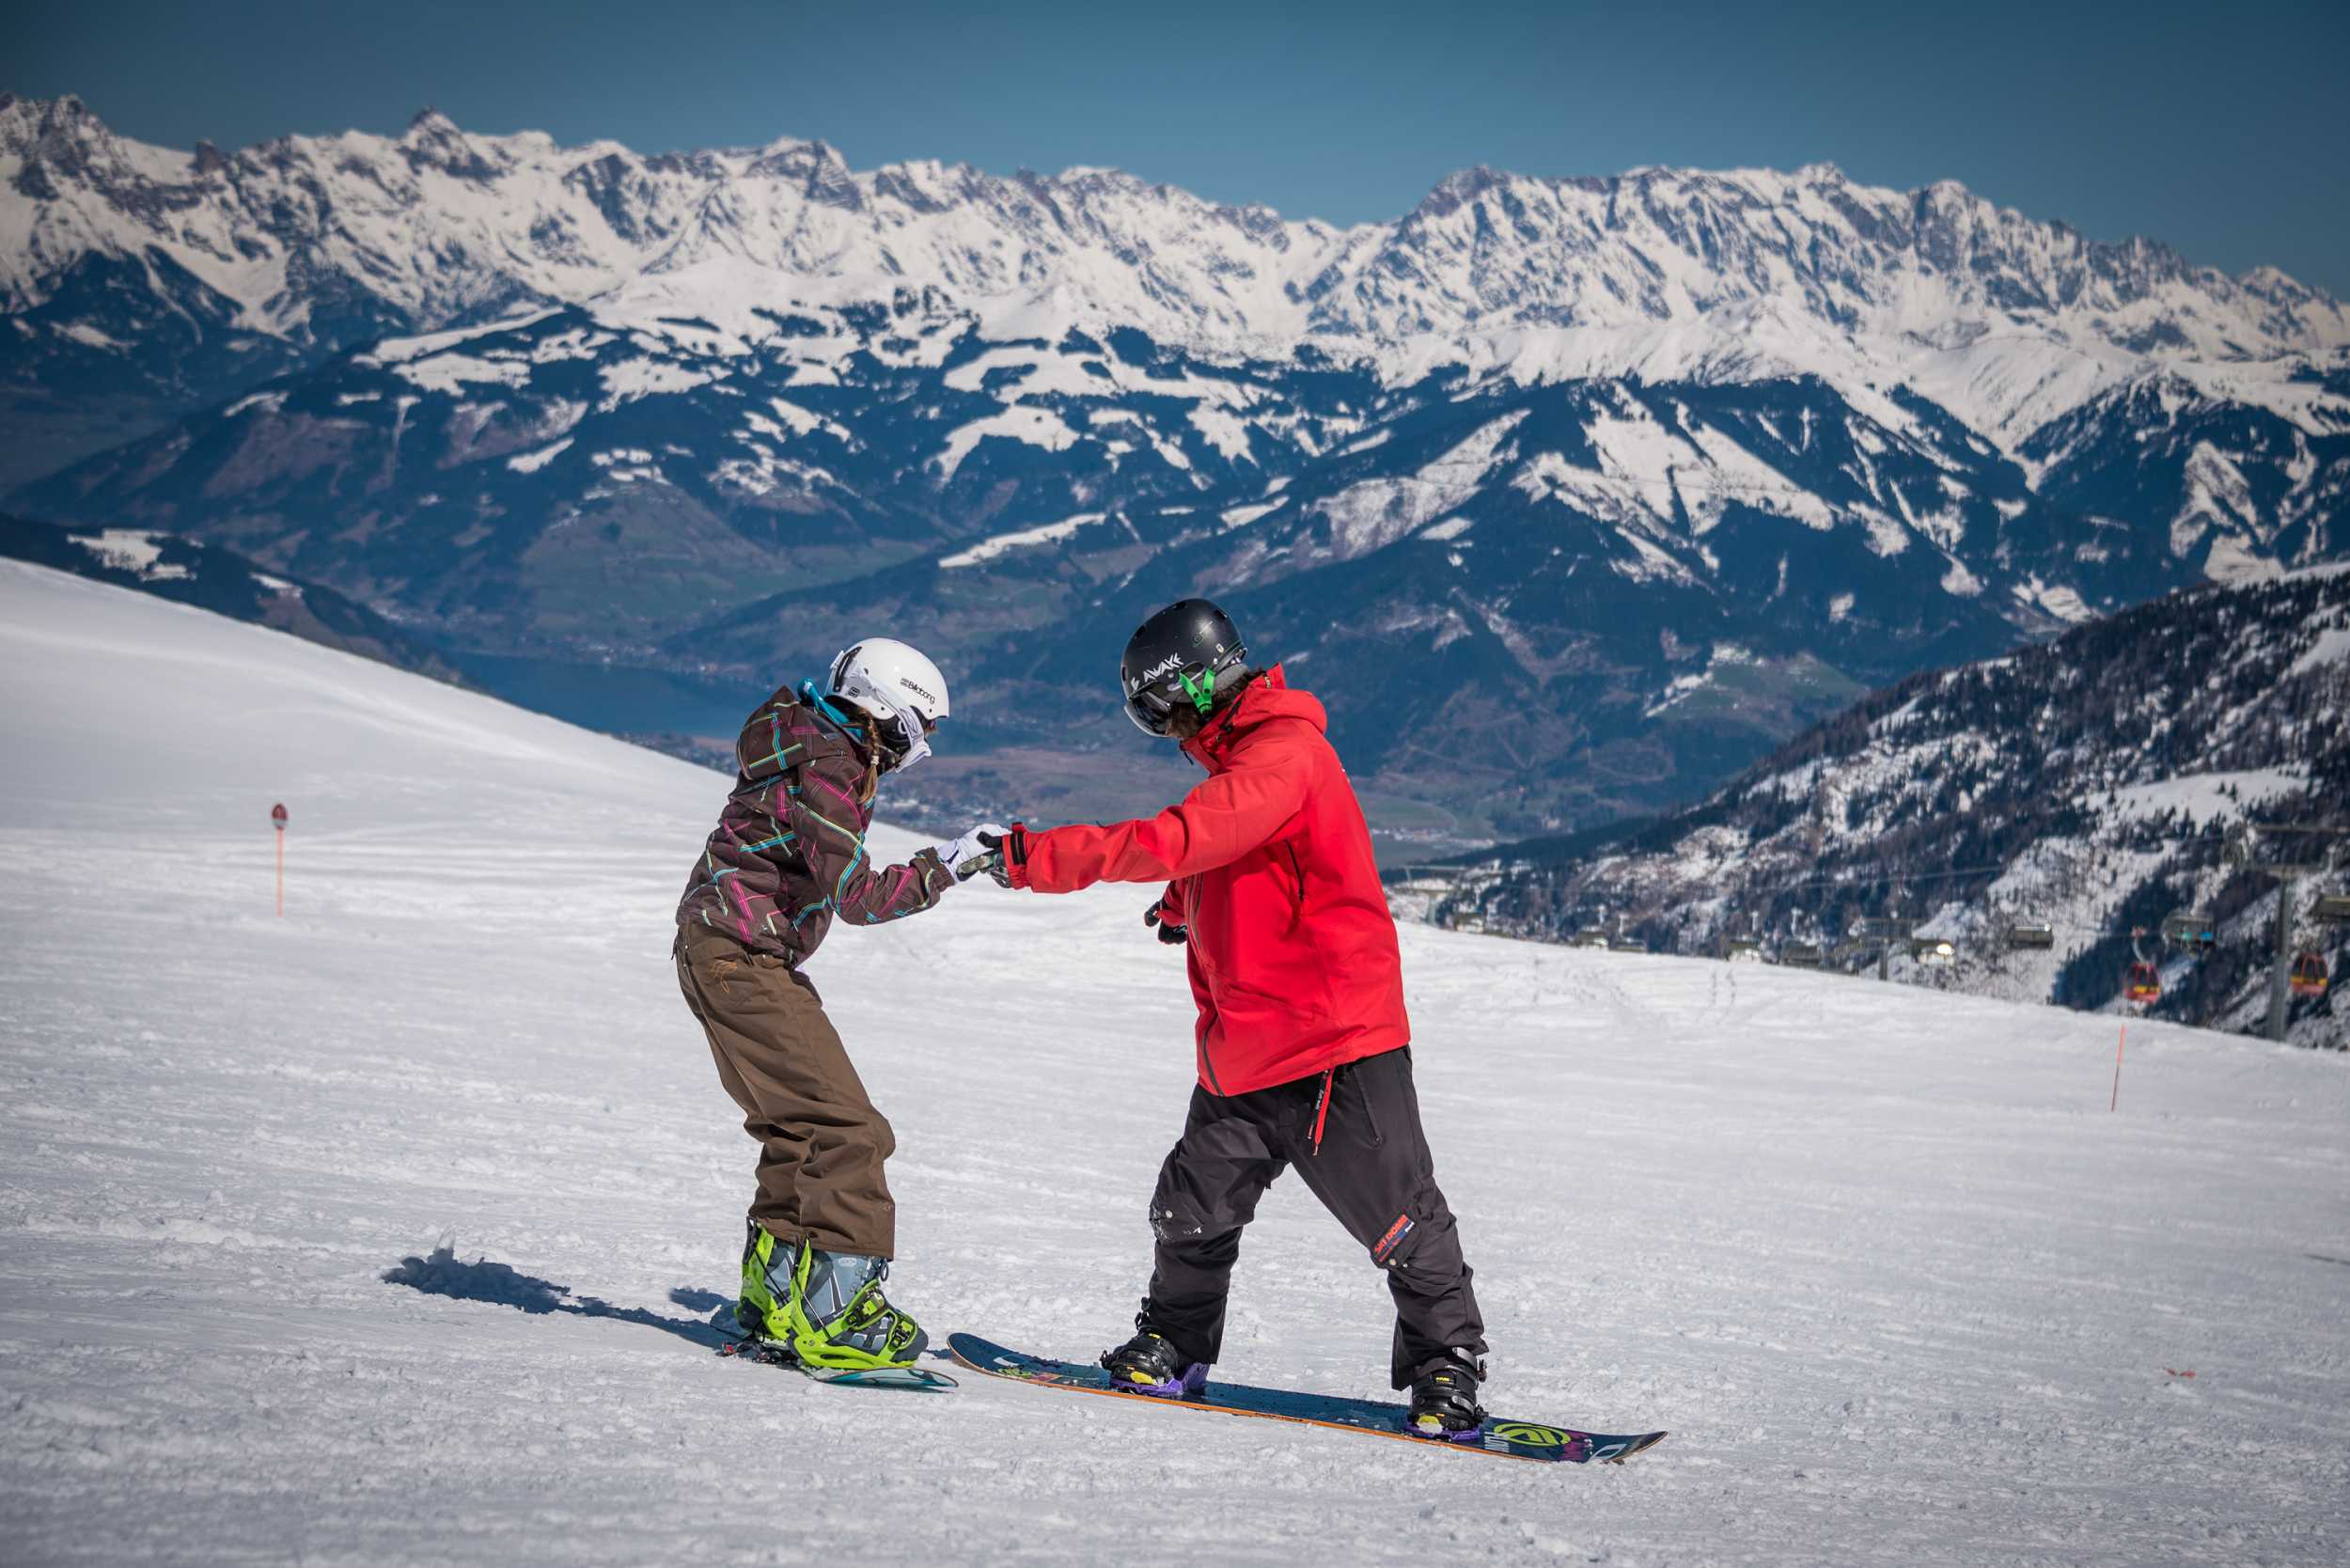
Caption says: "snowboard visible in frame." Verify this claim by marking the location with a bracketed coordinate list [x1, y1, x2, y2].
[720, 1335, 956, 1390]
[947, 1333, 1665, 1464]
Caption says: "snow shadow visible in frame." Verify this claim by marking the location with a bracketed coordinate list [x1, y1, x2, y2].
[383, 1244, 732, 1348]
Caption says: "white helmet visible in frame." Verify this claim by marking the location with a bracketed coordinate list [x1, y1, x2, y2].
[826, 637, 949, 772]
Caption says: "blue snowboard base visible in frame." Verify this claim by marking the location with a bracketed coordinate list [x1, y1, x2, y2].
[947, 1332, 1665, 1464]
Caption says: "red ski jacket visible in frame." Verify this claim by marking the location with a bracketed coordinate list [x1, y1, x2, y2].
[1004, 666, 1410, 1095]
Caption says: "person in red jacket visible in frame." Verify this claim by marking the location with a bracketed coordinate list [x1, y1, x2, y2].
[983, 599, 1490, 1438]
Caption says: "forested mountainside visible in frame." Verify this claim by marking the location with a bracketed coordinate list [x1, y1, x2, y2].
[1414, 568, 2350, 1048]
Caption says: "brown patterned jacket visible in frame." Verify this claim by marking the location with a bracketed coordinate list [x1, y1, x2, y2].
[677, 682, 953, 963]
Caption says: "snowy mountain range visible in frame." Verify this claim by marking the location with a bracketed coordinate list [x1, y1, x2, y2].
[1418, 565, 2350, 1048]
[8, 92, 2349, 836]
[9, 92, 2344, 430]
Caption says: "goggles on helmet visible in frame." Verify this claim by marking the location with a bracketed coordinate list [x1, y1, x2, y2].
[1123, 663, 1220, 737]
[877, 705, 935, 772]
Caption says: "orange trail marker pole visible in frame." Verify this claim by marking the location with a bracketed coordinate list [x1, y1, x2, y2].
[2110, 1022, 2126, 1112]
[271, 802, 289, 917]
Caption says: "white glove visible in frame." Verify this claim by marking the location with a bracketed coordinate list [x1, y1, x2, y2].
[934, 822, 1010, 883]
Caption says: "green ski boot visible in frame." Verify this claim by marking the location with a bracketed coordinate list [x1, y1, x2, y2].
[735, 1221, 802, 1346]
[733, 1223, 928, 1371]
[781, 1247, 929, 1372]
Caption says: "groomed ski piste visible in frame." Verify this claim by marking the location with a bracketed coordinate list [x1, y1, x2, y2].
[2, 557, 2344, 1566]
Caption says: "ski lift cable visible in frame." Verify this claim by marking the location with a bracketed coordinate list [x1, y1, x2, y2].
[1606, 819, 2350, 917]
[1363, 468, 1924, 504]
[1734, 860, 2016, 898]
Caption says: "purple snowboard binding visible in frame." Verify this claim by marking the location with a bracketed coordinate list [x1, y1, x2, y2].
[1100, 1328, 1210, 1400]
[1124, 1360, 1211, 1400]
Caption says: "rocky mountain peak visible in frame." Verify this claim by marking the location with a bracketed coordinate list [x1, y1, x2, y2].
[398, 106, 506, 180]
[744, 135, 859, 205]
[7, 93, 142, 202]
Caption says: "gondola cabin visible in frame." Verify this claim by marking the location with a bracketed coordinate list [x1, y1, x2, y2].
[2290, 952, 2329, 998]
[2161, 913, 2217, 949]
[2125, 962, 2161, 1004]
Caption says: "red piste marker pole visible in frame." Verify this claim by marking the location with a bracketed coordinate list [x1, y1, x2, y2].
[271, 802, 289, 917]
[2109, 1021, 2126, 1112]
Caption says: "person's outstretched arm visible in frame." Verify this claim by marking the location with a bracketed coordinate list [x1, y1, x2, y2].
[1000, 732, 1312, 894]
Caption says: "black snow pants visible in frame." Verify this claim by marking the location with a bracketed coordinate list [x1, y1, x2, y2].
[1140, 1045, 1486, 1389]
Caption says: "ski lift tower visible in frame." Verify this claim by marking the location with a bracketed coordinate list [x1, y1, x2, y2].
[1860, 915, 1913, 981]
[2228, 823, 2341, 1043]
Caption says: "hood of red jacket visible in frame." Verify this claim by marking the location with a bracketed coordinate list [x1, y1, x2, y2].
[1183, 665, 1324, 769]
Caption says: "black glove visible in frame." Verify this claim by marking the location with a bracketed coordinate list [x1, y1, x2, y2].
[1144, 904, 1188, 945]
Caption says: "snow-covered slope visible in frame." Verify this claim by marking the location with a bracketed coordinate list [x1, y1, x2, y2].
[2, 560, 2345, 1563]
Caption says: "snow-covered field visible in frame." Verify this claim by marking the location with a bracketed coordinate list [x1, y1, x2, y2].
[3, 558, 2346, 1565]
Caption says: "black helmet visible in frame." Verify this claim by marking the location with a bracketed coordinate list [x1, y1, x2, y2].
[1120, 599, 1247, 736]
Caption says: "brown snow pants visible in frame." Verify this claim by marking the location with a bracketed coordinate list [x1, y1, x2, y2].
[674, 924, 898, 1257]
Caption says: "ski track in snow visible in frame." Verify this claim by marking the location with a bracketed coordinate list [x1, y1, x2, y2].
[1, 559, 2346, 1565]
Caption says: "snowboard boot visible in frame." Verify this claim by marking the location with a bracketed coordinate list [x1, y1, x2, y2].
[780, 1247, 929, 1372]
[1405, 1350, 1487, 1440]
[734, 1221, 801, 1346]
[1100, 1321, 1208, 1399]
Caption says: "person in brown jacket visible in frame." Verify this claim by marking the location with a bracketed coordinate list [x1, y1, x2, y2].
[677, 637, 1001, 1372]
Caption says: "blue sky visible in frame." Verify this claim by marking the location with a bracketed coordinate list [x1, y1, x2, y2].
[11, 0, 2347, 293]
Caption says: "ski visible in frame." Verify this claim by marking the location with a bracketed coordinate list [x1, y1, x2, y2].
[947, 1333, 1665, 1464]
[719, 1336, 956, 1390]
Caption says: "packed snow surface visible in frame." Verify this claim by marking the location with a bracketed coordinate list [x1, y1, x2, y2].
[2, 560, 2345, 1565]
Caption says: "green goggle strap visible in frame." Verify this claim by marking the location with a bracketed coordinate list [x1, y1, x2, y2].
[1177, 666, 1216, 715]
